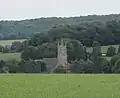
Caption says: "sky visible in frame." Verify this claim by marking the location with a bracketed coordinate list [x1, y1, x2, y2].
[0, 0, 120, 20]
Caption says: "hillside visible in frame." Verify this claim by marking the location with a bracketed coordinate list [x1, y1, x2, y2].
[0, 14, 120, 40]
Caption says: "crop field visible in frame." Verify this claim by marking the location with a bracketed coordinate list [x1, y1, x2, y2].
[0, 39, 26, 46]
[0, 53, 21, 61]
[0, 74, 120, 98]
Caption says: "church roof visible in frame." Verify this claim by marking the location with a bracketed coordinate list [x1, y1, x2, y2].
[43, 58, 57, 72]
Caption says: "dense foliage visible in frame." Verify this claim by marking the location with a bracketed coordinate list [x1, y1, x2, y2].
[28, 20, 120, 47]
[1, 14, 120, 73]
[0, 14, 120, 40]
[0, 59, 47, 73]
[1, 40, 120, 73]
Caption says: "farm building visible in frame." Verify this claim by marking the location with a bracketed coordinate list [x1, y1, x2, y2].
[86, 45, 119, 54]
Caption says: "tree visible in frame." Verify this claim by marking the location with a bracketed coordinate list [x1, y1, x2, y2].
[0, 45, 4, 52]
[70, 59, 94, 73]
[21, 46, 37, 60]
[36, 42, 57, 59]
[67, 40, 86, 61]
[118, 45, 120, 53]
[110, 55, 120, 67]
[100, 58, 111, 73]
[0, 60, 7, 73]
[106, 46, 116, 57]
[11, 41, 23, 52]
[112, 59, 120, 73]
[19, 59, 47, 73]
[90, 41, 102, 73]
[19, 59, 46, 73]
[54, 65, 66, 73]
[0, 24, 2, 32]
[6, 59, 20, 73]
[91, 41, 110, 73]
[91, 41, 101, 57]
[39, 61, 47, 72]
[18, 59, 27, 72]
[70, 60, 84, 73]
[24, 59, 41, 73]
[2, 47, 9, 53]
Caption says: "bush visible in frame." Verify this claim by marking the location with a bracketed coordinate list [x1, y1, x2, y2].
[106, 46, 116, 56]
[70, 59, 94, 73]
[2, 47, 9, 53]
[0, 45, 4, 52]
[21, 46, 37, 60]
[11, 41, 24, 52]
[112, 59, 120, 73]
[118, 45, 120, 53]
[110, 55, 120, 66]
[54, 65, 66, 73]
[6, 59, 20, 73]
[100, 58, 111, 73]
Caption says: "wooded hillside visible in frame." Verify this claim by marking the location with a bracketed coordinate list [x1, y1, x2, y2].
[0, 14, 120, 40]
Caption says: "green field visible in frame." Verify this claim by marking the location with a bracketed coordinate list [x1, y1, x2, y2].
[0, 53, 21, 61]
[0, 74, 120, 98]
[0, 39, 26, 46]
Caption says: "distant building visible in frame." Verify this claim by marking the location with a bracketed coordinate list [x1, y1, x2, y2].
[39, 40, 120, 72]
[86, 45, 119, 54]
[42, 38, 69, 73]
[5, 45, 11, 50]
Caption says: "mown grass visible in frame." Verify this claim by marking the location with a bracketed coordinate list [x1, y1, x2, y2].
[0, 53, 21, 61]
[0, 74, 120, 98]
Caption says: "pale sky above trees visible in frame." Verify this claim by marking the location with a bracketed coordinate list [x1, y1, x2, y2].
[0, 0, 119, 20]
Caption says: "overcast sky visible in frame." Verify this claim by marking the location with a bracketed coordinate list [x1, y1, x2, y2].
[0, 0, 119, 20]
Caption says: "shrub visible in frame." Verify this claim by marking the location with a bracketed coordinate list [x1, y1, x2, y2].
[0, 45, 4, 52]
[106, 46, 116, 56]
[110, 55, 120, 66]
[54, 65, 66, 73]
[118, 45, 120, 53]
[112, 59, 120, 73]
[2, 47, 9, 53]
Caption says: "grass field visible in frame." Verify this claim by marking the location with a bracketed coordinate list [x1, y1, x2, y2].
[0, 39, 26, 46]
[0, 74, 120, 98]
[0, 53, 21, 61]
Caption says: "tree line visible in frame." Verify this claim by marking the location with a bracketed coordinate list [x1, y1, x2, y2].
[1, 14, 120, 40]
[1, 16, 120, 73]
[29, 20, 120, 47]
[1, 39, 120, 73]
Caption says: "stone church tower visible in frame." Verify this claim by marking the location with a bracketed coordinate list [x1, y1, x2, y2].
[51, 38, 68, 72]
[57, 38, 68, 66]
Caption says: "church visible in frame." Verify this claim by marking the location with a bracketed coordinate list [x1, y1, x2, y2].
[42, 38, 69, 73]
